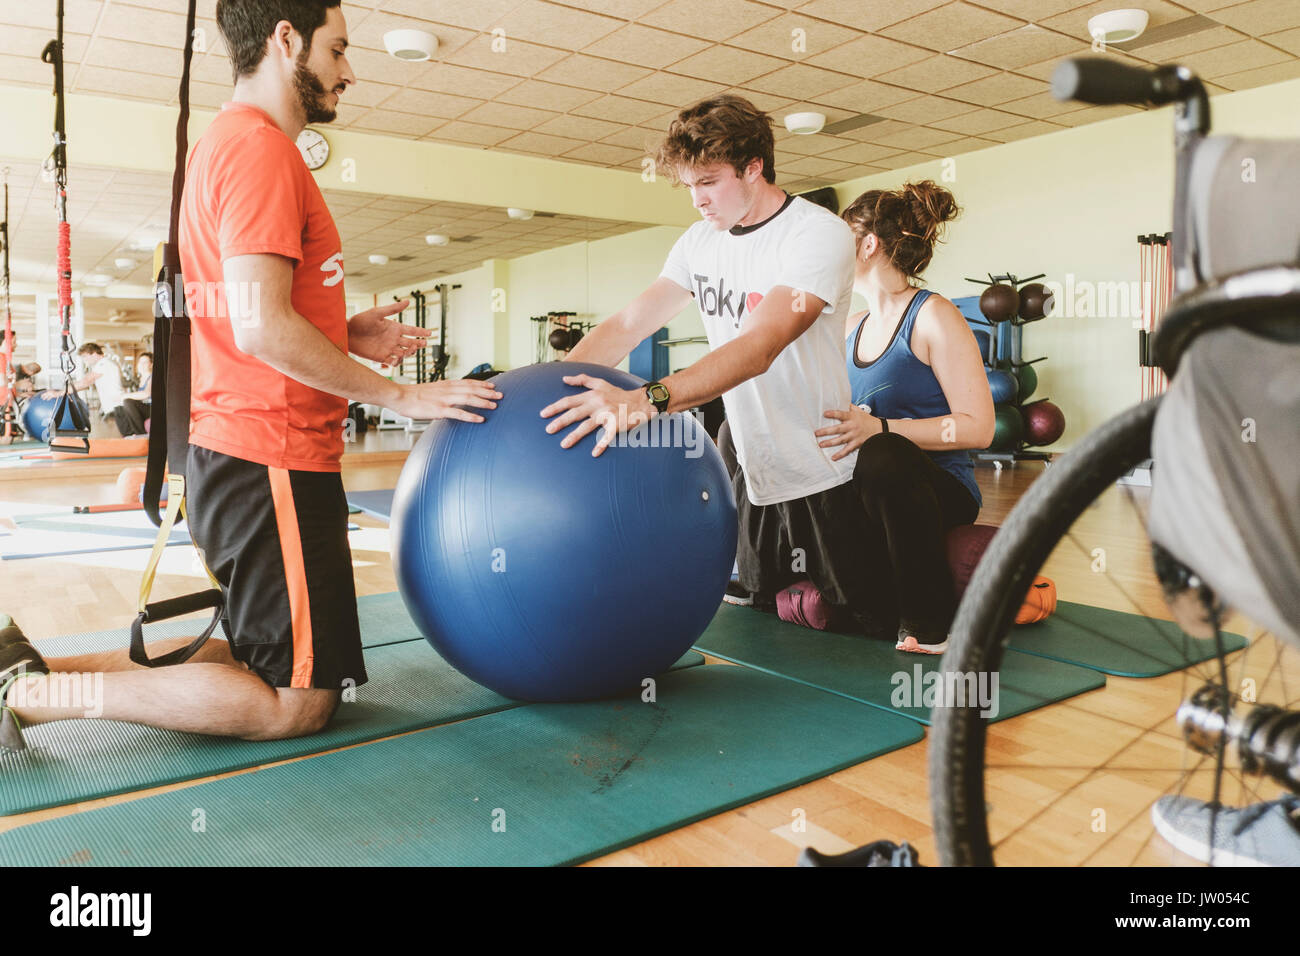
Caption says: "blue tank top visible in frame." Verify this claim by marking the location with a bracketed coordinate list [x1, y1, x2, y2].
[845, 288, 981, 508]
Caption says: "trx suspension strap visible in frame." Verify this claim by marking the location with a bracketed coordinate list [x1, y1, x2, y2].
[132, 0, 224, 668]
[41, 0, 92, 454]
[0, 171, 18, 445]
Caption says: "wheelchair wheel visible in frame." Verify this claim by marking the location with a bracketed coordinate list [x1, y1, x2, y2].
[930, 395, 1299, 865]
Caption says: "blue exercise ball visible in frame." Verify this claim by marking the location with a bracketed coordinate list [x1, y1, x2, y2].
[391, 361, 738, 702]
[21, 393, 88, 443]
[985, 367, 1020, 406]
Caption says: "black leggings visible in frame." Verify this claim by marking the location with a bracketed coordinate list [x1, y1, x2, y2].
[111, 399, 149, 437]
[852, 432, 979, 640]
[718, 424, 978, 641]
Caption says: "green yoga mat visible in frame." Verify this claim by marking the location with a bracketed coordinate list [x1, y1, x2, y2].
[31, 591, 426, 658]
[4, 594, 705, 817]
[1008, 600, 1249, 677]
[694, 604, 1105, 725]
[0, 665, 924, 866]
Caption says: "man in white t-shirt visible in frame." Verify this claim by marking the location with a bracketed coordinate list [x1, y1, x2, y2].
[62, 343, 146, 437]
[541, 94, 898, 639]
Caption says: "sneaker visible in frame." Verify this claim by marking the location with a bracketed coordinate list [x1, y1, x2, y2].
[896, 628, 948, 655]
[798, 840, 924, 867]
[1151, 794, 1300, 866]
[0, 618, 49, 754]
[722, 581, 755, 607]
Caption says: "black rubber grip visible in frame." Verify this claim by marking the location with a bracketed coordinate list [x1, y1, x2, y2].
[142, 588, 222, 623]
[1052, 57, 1162, 106]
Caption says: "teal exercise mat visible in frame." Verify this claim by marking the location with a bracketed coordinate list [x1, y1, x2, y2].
[31, 591, 428, 657]
[694, 604, 1105, 726]
[0, 664, 923, 866]
[1007, 600, 1249, 678]
[346, 489, 393, 520]
[0, 633, 705, 818]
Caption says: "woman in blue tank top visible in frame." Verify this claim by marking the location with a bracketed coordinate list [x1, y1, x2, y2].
[814, 181, 994, 654]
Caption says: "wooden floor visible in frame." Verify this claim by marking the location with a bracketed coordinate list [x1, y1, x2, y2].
[0, 434, 1292, 866]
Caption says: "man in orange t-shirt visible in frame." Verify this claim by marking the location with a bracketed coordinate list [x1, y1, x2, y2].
[0, 0, 501, 750]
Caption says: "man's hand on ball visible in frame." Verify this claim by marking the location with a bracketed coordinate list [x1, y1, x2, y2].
[540, 373, 654, 457]
[393, 379, 502, 423]
[815, 403, 880, 461]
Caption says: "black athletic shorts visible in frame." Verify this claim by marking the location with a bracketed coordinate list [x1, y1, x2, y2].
[186, 445, 367, 691]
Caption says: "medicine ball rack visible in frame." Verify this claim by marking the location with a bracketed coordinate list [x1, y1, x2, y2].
[959, 271, 1062, 472]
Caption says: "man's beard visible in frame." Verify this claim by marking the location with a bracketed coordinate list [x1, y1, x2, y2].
[294, 52, 337, 125]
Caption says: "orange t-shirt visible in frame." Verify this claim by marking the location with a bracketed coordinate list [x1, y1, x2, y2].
[179, 102, 349, 472]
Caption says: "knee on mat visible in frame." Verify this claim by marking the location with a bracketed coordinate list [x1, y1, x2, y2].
[251, 689, 340, 740]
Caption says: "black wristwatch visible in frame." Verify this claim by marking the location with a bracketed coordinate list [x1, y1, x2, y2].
[645, 381, 670, 414]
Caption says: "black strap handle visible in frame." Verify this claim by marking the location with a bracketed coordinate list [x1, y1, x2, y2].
[129, 588, 224, 668]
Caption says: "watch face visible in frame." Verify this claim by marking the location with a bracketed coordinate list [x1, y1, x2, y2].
[648, 383, 670, 404]
[297, 129, 329, 170]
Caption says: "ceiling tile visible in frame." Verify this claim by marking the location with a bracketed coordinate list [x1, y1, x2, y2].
[1211, 0, 1300, 33]
[1264, 26, 1300, 56]
[72, 66, 181, 101]
[873, 54, 1000, 93]
[1202, 57, 1300, 89]
[875, 95, 974, 125]
[811, 77, 919, 111]
[949, 24, 1089, 70]
[497, 79, 603, 112]
[497, 130, 587, 155]
[338, 81, 404, 109]
[457, 101, 561, 130]
[571, 94, 668, 124]
[727, 13, 860, 59]
[379, 0, 527, 34]
[638, 0, 781, 43]
[537, 53, 651, 88]
[881, 2, 1026, 51]
[85, 38, 184, 78]
[599, 126, 662, 150]
[806, 33, 933, 78]
[871, 126, 965, 150]
[446, 34, 568, 77]
[408, 62, 523, 99]
[499, 0, 626, 48]
[96, 4, 190, 49]
[942, 70, 1042, 106]
[747, 63, 861, 99]
[380, 87, 483, 118]
[583, 24, 711, 69]
[793, 0, 951, 34]
[1175, 37, 1292, 76]
[1049, 103, 1143, 126]
[819, 140, 904, 164]
[980, 118, 1068, 142]
[560, 142, 643, 165]
[998, 89, 1086, 118]
[534, 113, 624, 140]
[616, 72, 726, 105]
[545, 0, 665, 17]
[667, 45, 788, 85]
[928, 107, 1028, 135]
[0, 0, 100, 34]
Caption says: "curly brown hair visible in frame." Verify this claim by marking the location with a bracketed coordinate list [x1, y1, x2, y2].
[653, 94, 776, 185]
[842, 180, 961, 283]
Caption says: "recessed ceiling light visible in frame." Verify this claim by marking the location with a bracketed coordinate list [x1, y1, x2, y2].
[1087, 9, 1150, 44]
[368, 254, 389, 266]
[114, 258, 136, 270]
[426, 234, 450, 246]
[507, 208, 535, 221]
[384, 29, 438, 61]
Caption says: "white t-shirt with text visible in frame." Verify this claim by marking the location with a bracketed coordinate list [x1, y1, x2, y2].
[660, 195, 858, 505]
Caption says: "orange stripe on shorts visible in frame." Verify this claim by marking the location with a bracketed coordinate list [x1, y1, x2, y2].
[268, 467, 315, 688]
